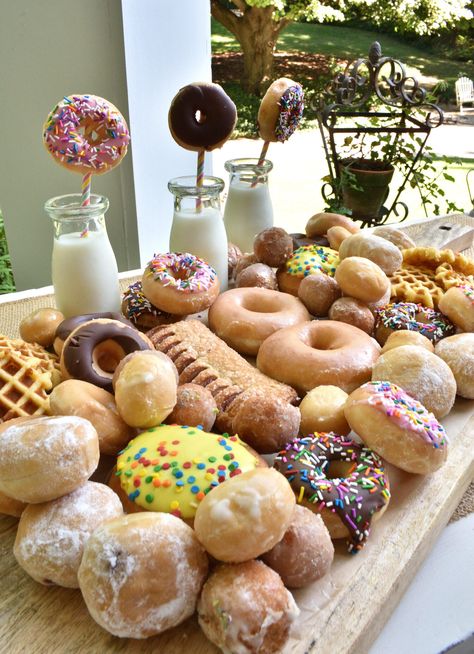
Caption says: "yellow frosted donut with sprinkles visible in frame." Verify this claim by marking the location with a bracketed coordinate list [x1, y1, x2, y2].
[277, 244, 339, 296]
[142, 252, 220, 315]
[114, 424, 262, 520]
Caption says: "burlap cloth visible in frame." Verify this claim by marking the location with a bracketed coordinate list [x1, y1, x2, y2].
[1, 215, 473, 521]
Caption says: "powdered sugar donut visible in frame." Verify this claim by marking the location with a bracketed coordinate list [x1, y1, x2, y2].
[13, 481, 123, 588]
[78, 512, 208, 638]
[142, 252, 220, 315]
[43, 94, 130, 175]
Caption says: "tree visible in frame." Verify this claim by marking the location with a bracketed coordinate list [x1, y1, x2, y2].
[211, 0, 473, 95]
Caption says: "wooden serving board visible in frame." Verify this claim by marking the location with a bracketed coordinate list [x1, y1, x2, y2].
[398, 213, 474, 252]
[1, 400, 473, 654]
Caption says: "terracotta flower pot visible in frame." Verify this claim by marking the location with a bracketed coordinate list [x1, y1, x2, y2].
[340, 158, 395, 222]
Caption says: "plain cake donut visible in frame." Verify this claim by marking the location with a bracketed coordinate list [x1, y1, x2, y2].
[257, 320, 381, 394]
[208, 287, 311, 356]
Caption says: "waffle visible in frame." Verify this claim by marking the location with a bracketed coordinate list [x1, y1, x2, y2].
[0, 350, 53, 421]
[0, 335, 61, 386]
[390, 247, 474, 309]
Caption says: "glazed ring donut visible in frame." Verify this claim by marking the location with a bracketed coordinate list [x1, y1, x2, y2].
[54, 312, 132, 356]
[273, 432, 390, 552]
[256, 320, 381, 394]
[345, 381, 448, 474]
[168, 82, 237, 152]
[277, 244, 339, 296]
[142, 252, 220, 315]
[208, 287, 311, 356]
[43, 94, 130, 175]
[60, 318, 153, 392]
[374, 301, 455, 345]
[258, 78, 304, 143]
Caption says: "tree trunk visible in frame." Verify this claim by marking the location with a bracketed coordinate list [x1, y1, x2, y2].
[211, 2, 287, 95]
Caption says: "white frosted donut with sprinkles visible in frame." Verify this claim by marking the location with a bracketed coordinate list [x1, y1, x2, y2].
[142, 252, 220, 315]
[345, 381, 448, 475]
[43, 94, 130, 175]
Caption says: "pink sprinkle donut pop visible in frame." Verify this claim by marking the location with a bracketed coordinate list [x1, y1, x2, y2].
[43, 94, 130, 176]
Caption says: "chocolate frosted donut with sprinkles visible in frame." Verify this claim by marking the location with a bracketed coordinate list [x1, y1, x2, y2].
[142, 252, 220, 315]
[121, 280, 180, 331]
[277, 244, 339, 296]
[258, 78, 304, 143]
[43, 94, 130, 175]
[374, 302, 455, 346]
[345, 381, 448, 474]
[273, 433, 390, 553]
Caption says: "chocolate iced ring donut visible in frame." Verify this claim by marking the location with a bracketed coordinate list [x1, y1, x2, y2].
[168, 82, 237, 152]
[60, 319, 153, 392]
[53, 312, 132, 356]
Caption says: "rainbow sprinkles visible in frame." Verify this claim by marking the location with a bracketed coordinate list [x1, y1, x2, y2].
[146, 252, 217, 293]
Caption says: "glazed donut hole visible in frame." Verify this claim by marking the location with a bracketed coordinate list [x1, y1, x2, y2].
[381, 330, 435, 354]
[78, 512, 209, 638]
[49, 379, 134, 455]
[327, 225, 352, 251]
[13, 481, 123, 588]
[0, 416, 100, 504]
[306, 212, 359, 239]
[112, 350, 178, 429]
[164, 383, 218, 431]
[299, 385, 350, 436]
[194, 467, 296, 562]
[253, 227, 293, 268]
[227, 242, 242, 281]
[372, 344, 456, 419]
[235, 262, 278, 290]
[435, 333, 474, 399]
[297, 273, 341, 316]
[197, 560, 299, 654]
[234, 252, 258, 279]
[335, 256, 389, 304]
[261, 505, 334, 588]
[19, 308, 64, 347]
[329, 297, 375, 334]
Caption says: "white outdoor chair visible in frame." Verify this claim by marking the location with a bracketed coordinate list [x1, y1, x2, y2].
[455, 77, 474, 114]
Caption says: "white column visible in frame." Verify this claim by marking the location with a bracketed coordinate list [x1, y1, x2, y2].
[122, 0, 213, 266]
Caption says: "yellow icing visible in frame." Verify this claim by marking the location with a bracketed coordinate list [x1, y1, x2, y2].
[116, 424, 258, 518]
[285, 245, 339, 277]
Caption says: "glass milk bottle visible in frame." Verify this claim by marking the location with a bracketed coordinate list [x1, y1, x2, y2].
[168, 176, 228, 291]
[223, 158, 274, 253]
[45, 194, 121, 317]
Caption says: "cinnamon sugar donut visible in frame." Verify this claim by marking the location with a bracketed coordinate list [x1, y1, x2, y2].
[345, 381, 448, 474]
[208, 287, 311, 356]
[257, 320, 381, 394]
[261, 505, 334, 588]
[253, 227, 293, 267]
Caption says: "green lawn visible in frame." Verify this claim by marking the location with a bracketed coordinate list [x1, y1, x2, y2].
[212, 18, 474, 88]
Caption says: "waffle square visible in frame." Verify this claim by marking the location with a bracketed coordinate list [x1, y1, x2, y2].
[0, 350, 52, 421]
[0, 335, 61, 386]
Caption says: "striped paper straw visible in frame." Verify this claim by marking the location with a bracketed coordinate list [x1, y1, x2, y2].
[251, 140, 270, 188]
[196, 149, 205, 212]
[81, 172, 92, 207]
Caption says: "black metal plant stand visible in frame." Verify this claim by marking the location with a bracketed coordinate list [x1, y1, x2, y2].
[316, 42, 444, 227]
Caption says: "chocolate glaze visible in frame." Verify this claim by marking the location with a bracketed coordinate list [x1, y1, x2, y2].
[290, 233, 329, 249]
[168, 83, 237, 151]
[55, 312, 132, 344]
[273, 433, 390, 553]
[62, 320, 152, 392]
